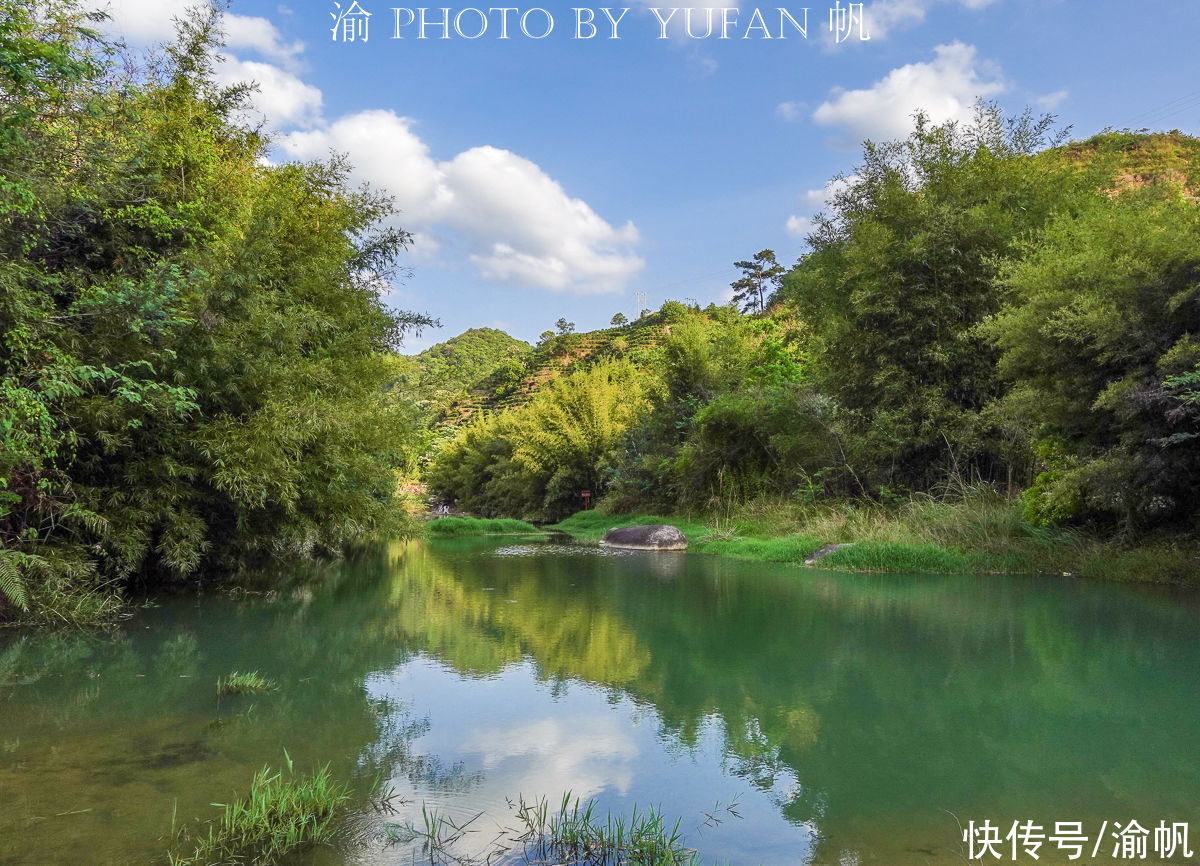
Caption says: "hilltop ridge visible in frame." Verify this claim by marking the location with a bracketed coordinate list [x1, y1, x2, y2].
[408, 303, 707, 430]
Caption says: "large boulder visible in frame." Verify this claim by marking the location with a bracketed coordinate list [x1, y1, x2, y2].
[805, 543, 855, 566]
[601, 525, 688, 551]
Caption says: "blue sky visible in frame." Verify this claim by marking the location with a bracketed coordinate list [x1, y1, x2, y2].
[103, 0, 1200, 351]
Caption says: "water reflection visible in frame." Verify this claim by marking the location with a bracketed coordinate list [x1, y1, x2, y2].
[375, 538, 1200, 863]
[1, 537, 1198, 864]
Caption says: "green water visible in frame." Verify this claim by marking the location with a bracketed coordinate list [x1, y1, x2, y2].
[1, 536, 1198, 864]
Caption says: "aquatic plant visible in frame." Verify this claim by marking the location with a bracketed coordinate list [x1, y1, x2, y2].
[215, 671, 276, 697]
[381, 803, 482, 861]
[168, 763, 353, 865]
[513, 792, 697, 866]
[378, 792, 701, 865]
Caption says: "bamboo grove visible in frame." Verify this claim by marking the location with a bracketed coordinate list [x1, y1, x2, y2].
[0, 1, 433, 621]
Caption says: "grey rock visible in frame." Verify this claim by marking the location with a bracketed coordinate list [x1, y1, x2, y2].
[805, 543, 856, 566]
[601, 525, 688, 551]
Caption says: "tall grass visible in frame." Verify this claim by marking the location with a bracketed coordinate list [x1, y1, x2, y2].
[816, 541, 977, 573]
[425, 517, 542, 536]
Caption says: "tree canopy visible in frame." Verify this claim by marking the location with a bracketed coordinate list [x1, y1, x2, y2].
[0, 1, 432, 620]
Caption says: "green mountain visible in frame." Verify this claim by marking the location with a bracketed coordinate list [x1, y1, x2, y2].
[398, 327, 532, 400]
[419, 304, 708, 430]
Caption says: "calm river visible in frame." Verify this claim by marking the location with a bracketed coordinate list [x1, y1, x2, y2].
[1, 536, 1198, 864]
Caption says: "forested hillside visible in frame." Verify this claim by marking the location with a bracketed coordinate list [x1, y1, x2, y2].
[429, 112, 1200, 576]
[407, 310, 684, 430]
[0, 2, 432, 622]
[397, 328, 531, 403]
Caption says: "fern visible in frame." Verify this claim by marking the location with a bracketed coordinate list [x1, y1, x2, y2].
[0, 550, 30, 612]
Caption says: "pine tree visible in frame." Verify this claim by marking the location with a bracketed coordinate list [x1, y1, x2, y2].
[730, 250, 785, 314]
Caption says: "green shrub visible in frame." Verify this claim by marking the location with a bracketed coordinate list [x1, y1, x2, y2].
[810, 541, 976, 574]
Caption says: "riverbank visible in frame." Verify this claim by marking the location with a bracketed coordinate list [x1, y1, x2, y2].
[550, 495, 1200, 584]
[425, 516, 543, 536]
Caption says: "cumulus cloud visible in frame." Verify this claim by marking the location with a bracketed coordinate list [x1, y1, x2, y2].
[100, 0, 190, 42]
[215, 57, 323, 128]
[103, 0, 304, 66]
[223, 14, 305, 66]
[278, 112, 643, 294]
[812, 42, 1006, 144]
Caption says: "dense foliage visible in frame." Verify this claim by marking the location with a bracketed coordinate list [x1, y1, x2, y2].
[428, 362, 651, 520]
[0, 1, 430, 620]
[984, 180, 1200, 528]
[428, 109, 1200, 544]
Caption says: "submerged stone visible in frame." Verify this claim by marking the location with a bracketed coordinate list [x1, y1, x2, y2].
[805, 542, 856, 565]
[601, 525, 688, 551]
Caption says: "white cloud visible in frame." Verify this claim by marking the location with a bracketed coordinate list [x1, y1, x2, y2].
[776, 101, 805, 122]
[103, 1, 304, 67]
[803, 176, 858, 212]
[100, 0, 190, 42]
[281, 111, 446, 211]
[785, 215, 815, 238]
[278, 112, 643, 295]
[1036, 89, 1070, 111]
[785, 175, 859, 239]
[215, 57, 323, 128]
[812, 42, 1006, 144]
[223, 14, 305, 67]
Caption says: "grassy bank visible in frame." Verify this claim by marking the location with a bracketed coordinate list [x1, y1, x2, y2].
[425, 516, 543, 536]
[551, 496, 1200, 583]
